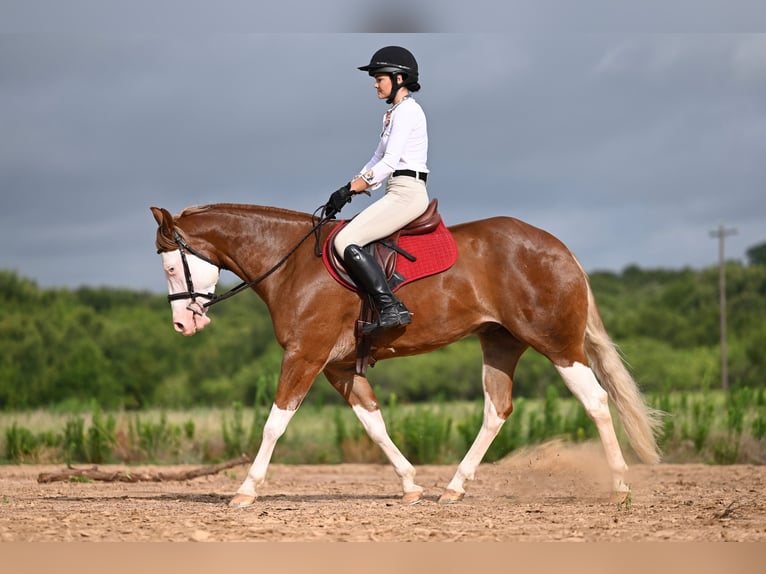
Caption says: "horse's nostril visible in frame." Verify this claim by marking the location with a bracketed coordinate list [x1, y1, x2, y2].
[174, 322, 185, 332]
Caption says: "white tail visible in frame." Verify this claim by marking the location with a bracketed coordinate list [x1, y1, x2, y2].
[583, 283, 663, 464]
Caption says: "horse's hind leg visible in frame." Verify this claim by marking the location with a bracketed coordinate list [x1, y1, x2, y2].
[324, 366, 424, 504]
[555, 360, 629, 493]
[440, 330, 526, 504]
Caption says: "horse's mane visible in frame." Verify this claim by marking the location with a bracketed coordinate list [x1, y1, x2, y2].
[154, 203, 314, 253]
[154, 203, 315, 253]
[178, 203, 311, 221]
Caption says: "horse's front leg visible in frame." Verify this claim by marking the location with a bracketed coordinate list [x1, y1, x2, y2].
[229, 403, 297, 508]
[229, 353, 321, 508]
[325, 366, 424, 504]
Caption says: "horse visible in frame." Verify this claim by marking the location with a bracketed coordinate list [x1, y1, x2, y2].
[151, 203, 661, 508]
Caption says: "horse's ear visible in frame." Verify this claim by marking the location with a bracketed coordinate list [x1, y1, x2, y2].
[151, 207, 178, 252]
[150, 206, 172, 227]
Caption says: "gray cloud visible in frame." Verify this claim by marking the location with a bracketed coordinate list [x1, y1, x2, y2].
[1, 33, 764, 291]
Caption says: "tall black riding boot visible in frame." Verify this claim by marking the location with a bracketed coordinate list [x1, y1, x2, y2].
[343, 244, 412, 335]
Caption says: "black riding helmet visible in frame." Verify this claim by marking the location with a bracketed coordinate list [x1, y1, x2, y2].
[358, 46, 420, 104]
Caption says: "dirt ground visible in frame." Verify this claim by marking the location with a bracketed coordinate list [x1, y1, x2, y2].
[1, 441, 764, 542]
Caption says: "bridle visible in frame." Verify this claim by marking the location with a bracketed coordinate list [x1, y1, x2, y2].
[165, 207, 330, 314]
[166, 230, 221, 316]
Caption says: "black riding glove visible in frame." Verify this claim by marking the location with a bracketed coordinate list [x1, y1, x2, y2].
[323, 183, 354, 219]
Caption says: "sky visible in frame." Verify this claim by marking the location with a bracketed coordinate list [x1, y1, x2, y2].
[2, 4, 765, 293]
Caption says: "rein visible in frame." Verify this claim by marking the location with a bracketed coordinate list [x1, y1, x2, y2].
[169, 207, 330, 311]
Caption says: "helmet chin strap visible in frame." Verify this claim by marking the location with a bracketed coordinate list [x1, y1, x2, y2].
[386, 73, 403, 104]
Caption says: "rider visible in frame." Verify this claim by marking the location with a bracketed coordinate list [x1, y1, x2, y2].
[324, 45, 430, 336]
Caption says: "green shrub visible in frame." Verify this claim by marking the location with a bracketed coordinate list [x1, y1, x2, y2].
[712, 436, 741, 465]
[683, 397, 714, 452]
[222, 402, 247, 459]
[130, 413, 181, 461]
[63, 416, 87, 463]
[87, 406, 116, 463]
[4, 423, 38, 462]
[396, 407, 453, 464]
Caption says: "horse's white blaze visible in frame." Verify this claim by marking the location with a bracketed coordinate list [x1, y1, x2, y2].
[160, 250, 219, 335]
[237, 404, 297, 498]
[555, 361, 629, 490]
[351, 405, 422, 495]
[445, 382, 505, 494]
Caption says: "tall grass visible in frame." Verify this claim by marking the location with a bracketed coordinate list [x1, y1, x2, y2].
[1, 390, 764, 465]
[648, 388, 766, 464]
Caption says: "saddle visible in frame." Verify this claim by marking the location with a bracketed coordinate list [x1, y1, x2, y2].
[322, 199, 458, 376]
[325, 198, 442, 290]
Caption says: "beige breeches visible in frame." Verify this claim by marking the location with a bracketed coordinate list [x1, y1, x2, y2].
[334, 175, 429, 259]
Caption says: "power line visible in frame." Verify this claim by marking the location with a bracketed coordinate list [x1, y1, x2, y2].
[709, 224, 737, 391]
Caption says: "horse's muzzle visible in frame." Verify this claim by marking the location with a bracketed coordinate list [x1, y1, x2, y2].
[173, 303, 211, 336]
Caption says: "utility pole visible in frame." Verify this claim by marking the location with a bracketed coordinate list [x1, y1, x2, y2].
[709, 224, 737, 391]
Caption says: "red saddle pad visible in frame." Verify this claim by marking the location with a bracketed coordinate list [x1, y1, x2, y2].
[322, 218, 459, 293]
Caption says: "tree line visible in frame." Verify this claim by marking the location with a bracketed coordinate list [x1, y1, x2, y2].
[1, 251, 765, 410]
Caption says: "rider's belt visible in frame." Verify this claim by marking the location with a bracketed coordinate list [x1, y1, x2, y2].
[392, 169, 428, 182]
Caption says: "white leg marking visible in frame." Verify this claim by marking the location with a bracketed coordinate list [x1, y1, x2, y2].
[446, 384, 505, 494]
[556, 362, 629, 490]
[236, 404, 296, 497]
[351, 405, 422, 494]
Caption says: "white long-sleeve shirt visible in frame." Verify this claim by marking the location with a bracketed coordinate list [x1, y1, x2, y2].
[359, 96, 428, 188]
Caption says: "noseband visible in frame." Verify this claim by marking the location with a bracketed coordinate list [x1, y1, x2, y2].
[167, 230, 220, 315]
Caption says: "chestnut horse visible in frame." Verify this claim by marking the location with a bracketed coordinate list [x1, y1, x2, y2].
[151, 203, 661, 507]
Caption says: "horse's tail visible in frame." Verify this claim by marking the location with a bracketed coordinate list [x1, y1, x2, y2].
[582, 280, 663, 464]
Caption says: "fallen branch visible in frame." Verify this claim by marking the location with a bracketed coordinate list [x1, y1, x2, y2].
[37, 454, 250, 484]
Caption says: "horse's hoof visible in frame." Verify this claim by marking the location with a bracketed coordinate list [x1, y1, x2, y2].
[438, 489, 465, 504]
[610, 480, 631, 503]
[228, 493, 256, 508]
[401, 490, 424, 505]
[610, 489, 632, 506]
[615, 479, 631, 493]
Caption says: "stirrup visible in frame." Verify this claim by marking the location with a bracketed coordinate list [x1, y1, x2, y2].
[361, 306, 412, 335]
